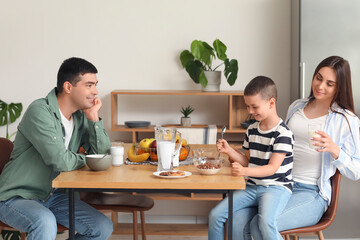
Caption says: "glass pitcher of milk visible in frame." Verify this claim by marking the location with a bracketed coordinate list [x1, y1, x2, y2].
[155, 127, 182, 172]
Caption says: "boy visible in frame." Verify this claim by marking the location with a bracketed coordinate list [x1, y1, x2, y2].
[208, 76, 294, 240]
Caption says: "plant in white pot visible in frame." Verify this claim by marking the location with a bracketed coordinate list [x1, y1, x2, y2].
[180, 105, 194, 127]
[180, 39, 238, 92]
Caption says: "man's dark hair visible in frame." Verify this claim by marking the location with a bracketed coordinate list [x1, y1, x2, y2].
[244, 76, 277, 101]
[57, 57, 98, 93]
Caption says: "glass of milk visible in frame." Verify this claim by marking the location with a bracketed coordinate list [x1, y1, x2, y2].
[155, 127, 182, 172]
[110, 142, 124, 166]
[308, 123, 322, 149]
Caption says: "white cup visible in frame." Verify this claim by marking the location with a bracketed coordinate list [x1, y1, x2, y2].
[110, 142, 124, 166]
[308, 124, 322, 149]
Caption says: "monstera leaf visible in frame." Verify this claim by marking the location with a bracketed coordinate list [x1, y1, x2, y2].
[1, 230, 23, 240]
[0, 99, 23, 139]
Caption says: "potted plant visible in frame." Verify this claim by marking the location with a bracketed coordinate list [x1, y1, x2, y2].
[180, 39, 238, 92]
[0, 99, 23, 140]
[0, 100, 23, 240]
[180, 105, 194, 127]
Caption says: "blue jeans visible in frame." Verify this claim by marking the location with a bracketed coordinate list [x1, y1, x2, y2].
[208, 184, 291, 240]
[0, 190, 113, 240]
[232, 182, 327, 240]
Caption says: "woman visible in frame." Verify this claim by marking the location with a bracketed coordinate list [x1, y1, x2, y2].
[219, 56, 360, 239]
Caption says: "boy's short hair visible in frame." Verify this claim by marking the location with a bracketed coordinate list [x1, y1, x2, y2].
[244, 76, 277, 101]
[57, 57, 98, 93]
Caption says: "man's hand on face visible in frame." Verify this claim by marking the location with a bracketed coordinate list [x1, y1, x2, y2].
[82, 97, 102, 122]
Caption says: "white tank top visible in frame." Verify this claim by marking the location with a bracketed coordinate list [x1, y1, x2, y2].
[287, 108, 327, 185]
[59, 109, 74, 150]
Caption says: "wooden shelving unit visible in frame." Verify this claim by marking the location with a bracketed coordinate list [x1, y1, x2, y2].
[111, 90, 248, 142]
[109, 95, 247, 236]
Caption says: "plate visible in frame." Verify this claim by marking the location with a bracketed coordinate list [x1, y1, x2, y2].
[125, 121, 151, 128]
[153, 171, 192, 179]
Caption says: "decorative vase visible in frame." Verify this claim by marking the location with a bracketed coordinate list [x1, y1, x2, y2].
[202, 71, 221, 92]
[181, 117, 191, 127]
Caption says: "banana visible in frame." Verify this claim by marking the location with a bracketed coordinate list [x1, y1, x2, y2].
[128, 144, 149, 162]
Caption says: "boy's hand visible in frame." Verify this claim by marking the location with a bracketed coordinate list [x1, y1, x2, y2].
[231, 162, 245, 176]
[217, 139, 230, 154]
[82, 97, 101, 122]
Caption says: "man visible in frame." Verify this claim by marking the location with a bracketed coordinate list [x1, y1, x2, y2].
[0, 57, 113, 239]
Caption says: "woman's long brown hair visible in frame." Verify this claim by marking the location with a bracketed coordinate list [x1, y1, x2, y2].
[308, 56, 355, 115]
[308, 56, 358, 148]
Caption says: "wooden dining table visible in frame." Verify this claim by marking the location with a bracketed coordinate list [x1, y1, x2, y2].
[52, 144, 245, 240]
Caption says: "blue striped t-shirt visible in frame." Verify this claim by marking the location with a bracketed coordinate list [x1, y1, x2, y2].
[242, 119, 294, 191]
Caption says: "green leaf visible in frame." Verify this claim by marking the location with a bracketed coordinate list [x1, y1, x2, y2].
[179, 50, 194, 68]
[224, 59, 238, 86]
[213, 39, 227, 61]
[185, 60, 203, 83]
[1, 230, 22, 240]
[8, 103, 23, 123]
[198, 70, 208, 88]
[0, 100, 8, 126]
[191, 40, 215, 67]
[0, 99, 23, 139]
[0, 101, 22, 126]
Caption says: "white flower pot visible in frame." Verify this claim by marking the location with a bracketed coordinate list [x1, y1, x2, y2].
[202, 71, 221, 92]
[181, 117, 191, 127]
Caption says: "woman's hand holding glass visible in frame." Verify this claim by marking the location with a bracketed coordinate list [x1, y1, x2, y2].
[311, 130, 340, 159]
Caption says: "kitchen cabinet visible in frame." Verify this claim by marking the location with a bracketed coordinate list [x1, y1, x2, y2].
[111, 90, 248, 142]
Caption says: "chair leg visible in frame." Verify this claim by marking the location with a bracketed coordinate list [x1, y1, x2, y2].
[318, 231, 325, 240]
[140, 211, 146, 240]
[111, 211, 118, 230]
[133, 210, 138, 240]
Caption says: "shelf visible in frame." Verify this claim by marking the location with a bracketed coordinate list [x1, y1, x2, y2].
[111, 125, 156, 132]
[112, 89, 244, 96]
[113, 223, 208, 236]
[111, 90, 248, 142]
[112, 124, 247, 133]
[132, 192, 223, 201]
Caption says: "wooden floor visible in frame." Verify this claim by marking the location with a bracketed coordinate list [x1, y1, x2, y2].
[56, 231, 207, 240]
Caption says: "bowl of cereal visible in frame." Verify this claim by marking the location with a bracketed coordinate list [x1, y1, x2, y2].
[193, 157, 224, 175]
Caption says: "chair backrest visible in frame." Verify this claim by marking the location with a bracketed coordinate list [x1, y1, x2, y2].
[0, 137, 14, 174]
[321, 169, 341, 222]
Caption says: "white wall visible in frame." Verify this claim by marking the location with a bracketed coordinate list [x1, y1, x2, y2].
[0, 0, 294, 234]
[0, 0, 291, 141]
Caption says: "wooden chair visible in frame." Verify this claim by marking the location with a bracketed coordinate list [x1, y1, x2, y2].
[280, 170, 342, 240]
[80, 192, 154, 240]
[0, 137, 68, 239]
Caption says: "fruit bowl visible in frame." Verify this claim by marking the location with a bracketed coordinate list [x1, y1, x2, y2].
[135, 144, 190, 162]
[193, 157, 224, 175]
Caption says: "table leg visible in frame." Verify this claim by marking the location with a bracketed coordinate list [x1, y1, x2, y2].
[228, 190, 233, 240]
[69, 188, 75, 240]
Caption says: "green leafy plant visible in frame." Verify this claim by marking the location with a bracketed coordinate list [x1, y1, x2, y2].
[180, 39, 238, 87]
[180, 105, 195, 118]
[0, 99, 23, 139]
[1, 230, 23, 240]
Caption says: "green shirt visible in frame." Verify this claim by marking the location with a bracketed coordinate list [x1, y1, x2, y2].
[0, 88, 111, 201]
